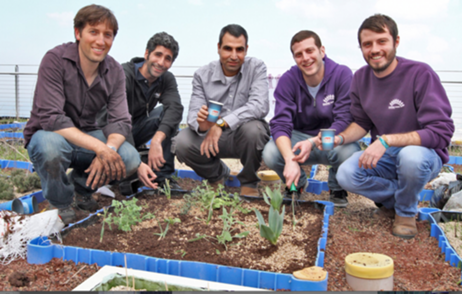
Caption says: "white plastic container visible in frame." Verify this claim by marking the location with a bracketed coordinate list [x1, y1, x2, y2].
[345, 252, 394, 291]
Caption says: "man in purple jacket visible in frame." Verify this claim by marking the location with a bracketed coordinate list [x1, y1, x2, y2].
[24, 5, 141, 224]
[262, 30, 360, 206]
[336, 14, 454, 239]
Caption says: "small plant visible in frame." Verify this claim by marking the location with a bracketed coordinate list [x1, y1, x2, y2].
[10, 170, 41, 193]
[188, 207, 249, 250]
[154, 217, 181, 240]
[100, 198, 154, 242]
[0, 178, 15, 200]
[254, 186, 285, 245]
[160, 179, 171, 199]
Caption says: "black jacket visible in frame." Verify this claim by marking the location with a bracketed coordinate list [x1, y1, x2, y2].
[123, 57, 183, 138]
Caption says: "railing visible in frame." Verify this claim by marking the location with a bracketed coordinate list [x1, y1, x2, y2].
[1, 65, 462, 139]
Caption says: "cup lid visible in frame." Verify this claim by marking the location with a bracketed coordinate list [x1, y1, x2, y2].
[209, 100, 224, 106]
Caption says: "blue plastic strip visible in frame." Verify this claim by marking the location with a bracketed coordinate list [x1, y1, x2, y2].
[0, 159, 34, 172]
[0, 122, 27, 130]
[0, 132, 24, 139]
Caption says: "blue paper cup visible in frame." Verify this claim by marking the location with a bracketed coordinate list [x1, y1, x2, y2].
[321, 129, 336, 151]
[206, 101, 224, 123]
[20, 196, 38, 214]
[0, 198, 25, 214]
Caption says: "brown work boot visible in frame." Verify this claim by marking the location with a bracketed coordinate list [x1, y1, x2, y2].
[372, 206, 396, 219]
[392, 215, 417, 239]
[240, 186, 259, 197]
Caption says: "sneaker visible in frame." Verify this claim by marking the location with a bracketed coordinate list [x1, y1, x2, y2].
[240, 186, 259, 197]
[156, 177, 184, 192]
[57, 206, 76, 225]
[209, 165, 231, 188]
[75, 193, 99, 212]
[283, 181, 309, 200]
[329, 190, 349, 208]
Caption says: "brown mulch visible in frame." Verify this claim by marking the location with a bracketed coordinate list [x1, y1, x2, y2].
[1, 164, 462, 291]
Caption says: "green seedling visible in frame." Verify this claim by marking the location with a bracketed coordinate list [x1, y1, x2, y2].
[160, 179, 172, 199]
[154, 217, 181, 240]
[99, 207, 110, 243]
[102, 198, 154, 234]
[188, 208, 249, 250]
[254, 186, 285, 245]
[174, 249, 187, 258]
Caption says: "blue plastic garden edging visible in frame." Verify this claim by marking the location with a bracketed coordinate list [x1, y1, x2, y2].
[0, 132, 24, 139]
[0, 122, 26, 131]
[0, 159, 34, 172]
[26, 168, 334, 291]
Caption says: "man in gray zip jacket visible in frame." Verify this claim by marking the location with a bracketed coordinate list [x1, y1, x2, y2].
[174, 24, 270, 196]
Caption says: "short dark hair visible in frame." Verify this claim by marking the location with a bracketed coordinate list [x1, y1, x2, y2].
[74, 4, 118, 41]
[358, 14, 399, 45]
[290, 30, 322, 54]
[146, 32, 180, 62]
[219, 24, 248, 46]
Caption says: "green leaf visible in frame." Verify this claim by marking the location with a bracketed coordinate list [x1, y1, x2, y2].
[259, 224, 277, 245]
[234, 231, 249, 238]
[254, 209, 267, 227]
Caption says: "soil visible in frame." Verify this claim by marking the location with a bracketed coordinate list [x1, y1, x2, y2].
[1, 162, 462, 291]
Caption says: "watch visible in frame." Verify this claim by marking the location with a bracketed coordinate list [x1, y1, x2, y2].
[216, 118, 226, 129]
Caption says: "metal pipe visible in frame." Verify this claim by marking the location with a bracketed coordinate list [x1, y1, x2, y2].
[15, 65, 19, 120]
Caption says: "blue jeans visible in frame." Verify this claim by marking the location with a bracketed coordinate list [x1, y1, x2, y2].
[262, 130, 360, 190]
[131, 106, 177, 182]
[27, 130, 140, 208]
[337, 146, 442, 217]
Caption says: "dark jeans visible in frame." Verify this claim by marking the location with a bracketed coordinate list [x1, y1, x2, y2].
[130, 106, 177, 182]
[27, 130, 140, 208]
[173, 120, 270, 188]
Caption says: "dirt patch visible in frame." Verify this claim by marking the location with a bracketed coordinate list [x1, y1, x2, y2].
[61, 192, 324, 274]
[1, 162, 462, 291]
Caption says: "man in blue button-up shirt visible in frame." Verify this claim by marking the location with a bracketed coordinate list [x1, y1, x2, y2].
[174, 24, 270, 197]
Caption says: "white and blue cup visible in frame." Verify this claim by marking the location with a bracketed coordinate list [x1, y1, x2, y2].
[321, 129, 336, 151]
[206, 101, 224, 123]
[0, 198, 25, 214]
[20, 196, 38, 214]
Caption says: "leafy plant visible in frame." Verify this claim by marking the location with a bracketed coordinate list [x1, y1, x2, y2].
[160, 179, 171, 199]
[188, 207, 249, 250]
[101, 198, 154, 235]
[154, 217, 181, 240]
[10, 169, 41, 193]
[254, 186, 286, 245]
[0, 178, 14, 200]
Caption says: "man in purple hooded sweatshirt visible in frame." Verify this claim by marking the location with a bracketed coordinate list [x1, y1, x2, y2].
[262, 30, 360, 206]
[336, 14, 454, 239]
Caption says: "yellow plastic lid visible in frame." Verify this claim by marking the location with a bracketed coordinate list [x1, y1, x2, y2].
[293, 266, 327, 281]
[345, 252, 394, 279]
[257, 170, 280, 181]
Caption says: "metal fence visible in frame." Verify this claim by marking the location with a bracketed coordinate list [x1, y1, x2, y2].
[1, 64, 462, 139]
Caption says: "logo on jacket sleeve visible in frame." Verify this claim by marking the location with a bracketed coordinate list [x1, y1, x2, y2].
[322, 94, 335, 106]
[388, 99, 405, 109]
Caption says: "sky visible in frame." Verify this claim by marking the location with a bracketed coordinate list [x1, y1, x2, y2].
[1, 0, 461, 76]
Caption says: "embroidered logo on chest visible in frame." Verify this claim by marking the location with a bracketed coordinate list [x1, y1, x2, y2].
[323, 94, 335, 106]
[388, 99, 405, 109]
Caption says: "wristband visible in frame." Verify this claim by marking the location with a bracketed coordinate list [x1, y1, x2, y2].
[107, 145, 117, 152]
[382, 134, 390, 146]
[338, 135, 344, 145]
[377, 136, 389, 149]
[308, 138, 316, 150]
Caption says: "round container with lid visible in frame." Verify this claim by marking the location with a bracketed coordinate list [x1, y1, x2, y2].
[257, 170, 281, 185]
[345, 252, 394, 291]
